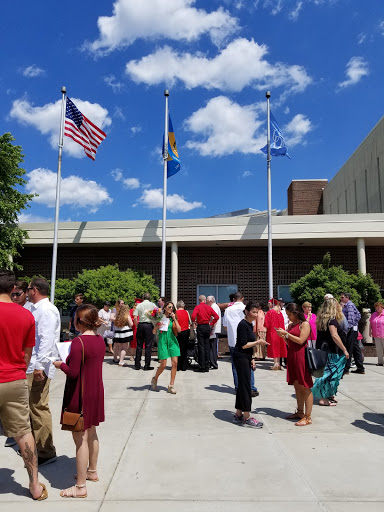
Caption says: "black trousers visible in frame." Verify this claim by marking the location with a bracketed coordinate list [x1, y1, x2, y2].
[177, 329, 190, 371]
[197, 324, 210, 370]
[209, 335, 218, 369]
[234, 356, 252, 412]
[345, 327, 364, 370]
[135, 323, 154, 368]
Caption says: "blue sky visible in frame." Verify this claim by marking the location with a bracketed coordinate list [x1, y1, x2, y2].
[2, 0, 384, 222]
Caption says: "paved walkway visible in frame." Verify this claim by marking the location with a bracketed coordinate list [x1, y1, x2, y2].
[1, 356, 384, 511]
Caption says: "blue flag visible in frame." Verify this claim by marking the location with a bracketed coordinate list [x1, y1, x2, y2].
[260, 111, 290, 158]
[163, 115, 180, 178]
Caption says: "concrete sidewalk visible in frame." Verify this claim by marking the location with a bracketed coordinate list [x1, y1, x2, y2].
[1, 356, 383, 511]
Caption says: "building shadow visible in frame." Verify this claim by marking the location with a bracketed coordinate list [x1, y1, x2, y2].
[0, 468, 29, 498]
[352, 412, 384, 437]
[205, 384, 235, 395]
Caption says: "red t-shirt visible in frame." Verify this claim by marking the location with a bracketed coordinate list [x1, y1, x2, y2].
[191, 303, 219, 326]
[176, 309, 190, 331]
[0, 302, 35, 383]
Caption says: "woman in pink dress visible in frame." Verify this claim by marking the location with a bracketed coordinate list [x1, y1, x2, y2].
[264, 300, 286, 370]
[276, 303, 313, 427]
[302, 301, 317, 348]
[54, 304, 105, 498]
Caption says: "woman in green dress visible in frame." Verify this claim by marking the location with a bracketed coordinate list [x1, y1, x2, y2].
[151, 301, 181, 394]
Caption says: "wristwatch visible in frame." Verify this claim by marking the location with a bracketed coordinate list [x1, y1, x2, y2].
[285, 333, 289, 339]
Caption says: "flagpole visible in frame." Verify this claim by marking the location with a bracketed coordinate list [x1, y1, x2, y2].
[161, 89, 169, 297]
[266, 90, 273, 299]
[50, 86, 66, 303]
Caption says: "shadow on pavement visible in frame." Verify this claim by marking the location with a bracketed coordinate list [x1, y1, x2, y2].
[205, 384, 235, 395]
[352, 412, 384, 437]
[38, 454, 76, 490]
[0, 468, 29, 498]
[213, 409, 236, 424]
[255, 407, 290, 419]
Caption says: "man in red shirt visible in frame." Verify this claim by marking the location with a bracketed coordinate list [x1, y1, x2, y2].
[191, 295, 219, 373]
[0, 270, 47, 501]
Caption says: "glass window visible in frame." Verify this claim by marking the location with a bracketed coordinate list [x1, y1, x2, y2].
[277, 285, 293, 303]
[197, 284, 238, 304]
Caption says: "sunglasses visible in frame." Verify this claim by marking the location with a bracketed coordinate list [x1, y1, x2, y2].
[27, 287, 35, 291]
[11, 291, 24, 297]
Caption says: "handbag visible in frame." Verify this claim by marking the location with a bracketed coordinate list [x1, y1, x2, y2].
[62, 337, 85, 432]
[305, 344, 328, 378]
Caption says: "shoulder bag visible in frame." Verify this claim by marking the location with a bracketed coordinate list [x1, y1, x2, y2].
[305, 325, 328, 378]
[62, 337, 85, 432]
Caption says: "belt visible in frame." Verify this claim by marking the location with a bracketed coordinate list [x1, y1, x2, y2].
[197, 323, 210, 326]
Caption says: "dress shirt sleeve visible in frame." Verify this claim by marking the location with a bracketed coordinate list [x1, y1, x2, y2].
[60, 338, 83, 379]
[34, 309, 59, 371]
[191, 306, 198, 323]
[222, 311, 228, 328]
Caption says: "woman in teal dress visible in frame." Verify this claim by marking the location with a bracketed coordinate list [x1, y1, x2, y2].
[151, 301, 181, 394]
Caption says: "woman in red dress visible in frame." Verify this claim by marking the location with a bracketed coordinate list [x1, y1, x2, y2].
[276, 303, 313, 427]
[264, 300, 286, 370]
[54, 304, 105, 498]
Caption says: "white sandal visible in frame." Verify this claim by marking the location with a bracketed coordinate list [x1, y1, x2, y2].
[60, 484, 87, 498]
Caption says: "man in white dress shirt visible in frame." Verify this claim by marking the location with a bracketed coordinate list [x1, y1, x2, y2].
[207, 296, 221, 369]
[27, 278, 60, 466]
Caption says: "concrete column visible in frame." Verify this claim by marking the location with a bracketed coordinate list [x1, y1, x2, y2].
[171, 241, 178, 305]
[357, 238, 366, 274]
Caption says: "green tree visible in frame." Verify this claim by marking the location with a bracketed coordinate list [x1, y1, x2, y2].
[71, 264, 159, 308]
[0, 133, 35, 269]
[290, 252, 382, 312]
[54, 278, 76, 311]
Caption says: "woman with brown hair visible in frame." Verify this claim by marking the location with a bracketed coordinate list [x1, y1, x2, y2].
[112, 305, 133, 366]
[151, 301, 181, 394]
[54, 304, 105, 498]
[276, 303, 313, 426]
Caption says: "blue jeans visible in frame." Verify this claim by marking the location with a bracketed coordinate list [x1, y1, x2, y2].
[229, 346, 257, 391]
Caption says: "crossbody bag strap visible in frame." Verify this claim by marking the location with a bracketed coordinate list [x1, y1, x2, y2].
[78, 336, 85, 414]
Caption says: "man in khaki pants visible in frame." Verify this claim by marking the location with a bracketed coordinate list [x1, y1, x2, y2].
[27, 278, 60, 466]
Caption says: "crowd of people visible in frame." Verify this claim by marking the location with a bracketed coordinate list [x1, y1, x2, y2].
[0, 267, 382, 500]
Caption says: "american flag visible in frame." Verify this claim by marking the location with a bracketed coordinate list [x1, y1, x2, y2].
[64, 98, 106, 160]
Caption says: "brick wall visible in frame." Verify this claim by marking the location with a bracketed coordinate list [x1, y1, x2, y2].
[18, 244, 384, 309]
[287, 180, 328, 215]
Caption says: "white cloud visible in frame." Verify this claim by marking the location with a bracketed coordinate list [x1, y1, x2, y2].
[185, 96, 311, 157]
[130, 125, 142, 134]
[338, 56, 369, 89]
[111, 169, 123, 181]
[18, 213, 53, 223]
[242, 171, 253, 178]
[25, 168, 112, 212]
[22, 65, 45, 78]
[126, 38, 312, 94]
[113, 106, 126, 120]
[104, 74, 124, 92]
[137, 188, 203, 213]
[123, 177, 140, 189]
[289, 1, 303, 21]
[357, 32, 367, 45]
[283, 114, 313, 146]
[10, 98, 111, 158]
[185, 96, 265, 157]
[85, 0, 238, 55]
[379, 20, 384, 36]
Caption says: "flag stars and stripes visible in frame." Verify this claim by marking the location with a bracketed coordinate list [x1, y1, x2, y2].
[64, 98, 106, 160]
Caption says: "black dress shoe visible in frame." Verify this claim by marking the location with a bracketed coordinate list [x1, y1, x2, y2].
[38, 455, 57, 467]
[144, 366, 154, 371]
[351, 368, 365, 374]
[135, 366, 141, 370]
[251, 390, 259, 397]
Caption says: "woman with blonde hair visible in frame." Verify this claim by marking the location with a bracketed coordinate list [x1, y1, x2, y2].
[312, 298, 349, 406]
[112, 305, 133, 366]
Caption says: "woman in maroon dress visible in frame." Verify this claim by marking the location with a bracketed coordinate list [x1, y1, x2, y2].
[54, 304, 105, 498]
[276, 303, 313, 427]
[264, 300, 286, 370]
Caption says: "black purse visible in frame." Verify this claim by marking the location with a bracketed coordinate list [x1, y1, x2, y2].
[305, 343, 328, 378]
